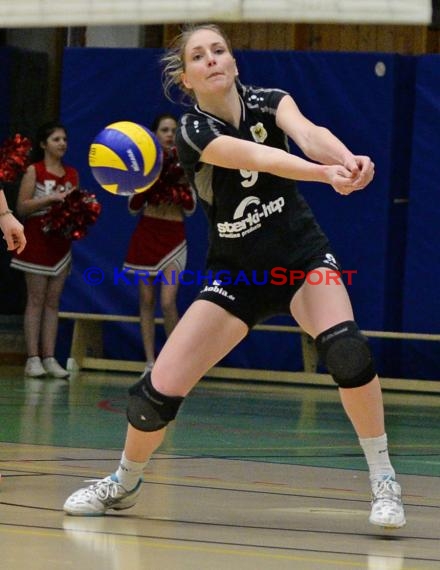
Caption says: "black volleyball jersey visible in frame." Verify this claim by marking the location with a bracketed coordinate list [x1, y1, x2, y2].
[176, 82, 329, 275]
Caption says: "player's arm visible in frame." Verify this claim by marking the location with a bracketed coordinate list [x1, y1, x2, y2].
[275, 95, 374, 190]
[0, 190, 26, 253]
[199, 133, 352, 188]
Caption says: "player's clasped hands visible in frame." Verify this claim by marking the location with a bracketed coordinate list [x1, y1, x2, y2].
[329, 155, 375, 196]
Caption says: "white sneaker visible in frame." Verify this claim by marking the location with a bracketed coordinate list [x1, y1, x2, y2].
[369, 476, 406, 528]
[42, 357, 69, 379]
[24, 356, 47, 378]
[63, 474, 142, 516]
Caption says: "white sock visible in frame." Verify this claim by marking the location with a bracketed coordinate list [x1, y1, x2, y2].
[359, 433, 396, 482]
[115, 452, 147, 491]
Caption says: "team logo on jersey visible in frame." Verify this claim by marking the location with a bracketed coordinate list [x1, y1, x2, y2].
[217, 195, 285, 239]
[250, 122, 267, 143]
[233, 196, 261, 218]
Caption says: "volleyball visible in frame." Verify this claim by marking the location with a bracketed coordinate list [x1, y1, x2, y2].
[88, 121, 163, 195]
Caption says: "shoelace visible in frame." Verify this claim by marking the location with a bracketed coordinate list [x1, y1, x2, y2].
[372, 479, 400, 502]
[82, 478, 122, 500]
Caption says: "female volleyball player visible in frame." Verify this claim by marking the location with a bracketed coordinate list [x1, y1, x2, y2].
[64, 24, 405, 529]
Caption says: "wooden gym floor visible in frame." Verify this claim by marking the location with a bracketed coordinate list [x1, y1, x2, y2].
[1, 365, 439, 569]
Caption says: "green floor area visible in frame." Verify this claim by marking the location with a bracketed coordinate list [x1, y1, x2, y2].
[1, 366, 440, 477]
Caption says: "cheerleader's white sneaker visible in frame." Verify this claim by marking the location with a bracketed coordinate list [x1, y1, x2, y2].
[24, 356, 46, 378]
[42, 357, 70, 379]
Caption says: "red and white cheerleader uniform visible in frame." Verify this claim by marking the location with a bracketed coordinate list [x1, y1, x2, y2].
[10, 161, 79, 276]
[123, 147, 196, 276]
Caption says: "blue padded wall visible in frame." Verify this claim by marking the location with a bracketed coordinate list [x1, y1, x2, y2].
[402, 55, 440, 379]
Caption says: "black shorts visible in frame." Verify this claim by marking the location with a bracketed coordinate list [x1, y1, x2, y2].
[195, 249, 342, 329]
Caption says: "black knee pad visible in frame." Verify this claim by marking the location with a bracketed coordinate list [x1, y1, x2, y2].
[315, 321, 376, 388]
[126, 372, 184, 432]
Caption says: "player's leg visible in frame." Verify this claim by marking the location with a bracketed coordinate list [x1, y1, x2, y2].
[290, 268, 405, 528]
[63, 299, 249, 516]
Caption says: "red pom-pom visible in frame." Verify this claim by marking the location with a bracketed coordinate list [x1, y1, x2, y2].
[138, 145, 192, 209]
[41, 189, 102, 240]
[0, 134, 32, 183]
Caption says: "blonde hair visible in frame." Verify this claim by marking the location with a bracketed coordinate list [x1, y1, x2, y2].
[161, 24, 233, 103]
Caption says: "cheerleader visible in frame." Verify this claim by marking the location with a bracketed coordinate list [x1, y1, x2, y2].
[11, 121, 79, 379]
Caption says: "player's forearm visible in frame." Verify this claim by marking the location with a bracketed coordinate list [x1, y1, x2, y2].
[257, 145, 338, 184]
[298, 125, 354, 167]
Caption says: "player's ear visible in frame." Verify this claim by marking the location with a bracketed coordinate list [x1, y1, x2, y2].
[181, 72, 192, 90]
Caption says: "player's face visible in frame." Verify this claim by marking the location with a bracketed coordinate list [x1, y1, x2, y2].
[181, 29, 238, 98]
[42, 129, 67, 159]
[155, 118, 177, 149]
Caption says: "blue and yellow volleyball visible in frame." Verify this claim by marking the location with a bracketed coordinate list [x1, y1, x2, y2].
[88, 121, 163, 195]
